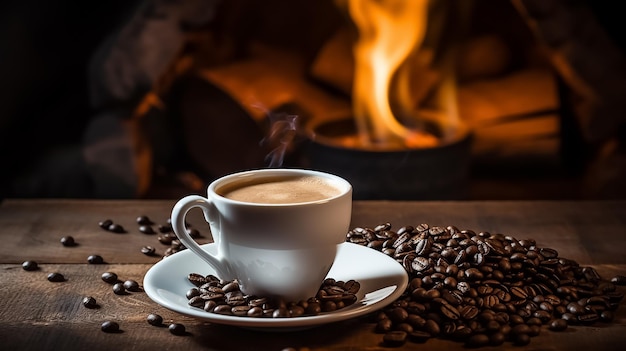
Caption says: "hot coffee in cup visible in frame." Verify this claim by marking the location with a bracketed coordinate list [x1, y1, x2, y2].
[171, 169, 352, 302]
[218, 175, 341, 204]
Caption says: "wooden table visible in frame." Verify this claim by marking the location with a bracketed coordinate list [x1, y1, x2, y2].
[1, 199, 625, 350]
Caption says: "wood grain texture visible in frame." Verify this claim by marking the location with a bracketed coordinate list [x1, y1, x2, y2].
[0, 199, 211, 264]
[1, 199, 626, 350]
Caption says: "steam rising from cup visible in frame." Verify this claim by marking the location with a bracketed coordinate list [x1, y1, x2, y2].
[256, 104, 298, 168]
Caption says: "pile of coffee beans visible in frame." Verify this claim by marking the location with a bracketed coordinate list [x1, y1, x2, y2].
[185, 274, 360, 318]
[346, 223, 624, 347]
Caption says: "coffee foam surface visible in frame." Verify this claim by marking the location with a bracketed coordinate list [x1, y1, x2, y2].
[221, 176, 340, 204]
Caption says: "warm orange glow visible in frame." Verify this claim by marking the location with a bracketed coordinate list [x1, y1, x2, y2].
[347, 0, 451, 149]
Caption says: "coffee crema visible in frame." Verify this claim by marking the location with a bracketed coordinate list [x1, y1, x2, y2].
[219, 176, 341, 204]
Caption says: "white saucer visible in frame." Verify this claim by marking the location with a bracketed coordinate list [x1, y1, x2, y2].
[144, 242, 408, 330]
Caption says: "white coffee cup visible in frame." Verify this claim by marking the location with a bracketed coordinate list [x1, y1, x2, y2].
[171, 168, 352, 302]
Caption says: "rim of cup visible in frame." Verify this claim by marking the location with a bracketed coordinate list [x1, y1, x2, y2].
[209, 168, 352, 207]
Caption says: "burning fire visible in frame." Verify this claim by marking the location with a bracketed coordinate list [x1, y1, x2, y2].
[345, 0, 460, 150]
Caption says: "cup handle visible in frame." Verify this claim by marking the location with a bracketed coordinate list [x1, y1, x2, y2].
[171, 195, 233, 280]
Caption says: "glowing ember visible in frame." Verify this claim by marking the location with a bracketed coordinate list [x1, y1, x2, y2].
[346, 0, 459, 149]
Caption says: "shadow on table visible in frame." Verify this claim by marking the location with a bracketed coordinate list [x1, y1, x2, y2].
[191, 317, 379, 350]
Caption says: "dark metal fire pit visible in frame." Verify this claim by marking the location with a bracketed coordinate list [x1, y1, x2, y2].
[302, 118, 472, 200]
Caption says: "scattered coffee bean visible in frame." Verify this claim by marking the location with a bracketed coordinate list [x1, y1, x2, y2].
[87, 255, 104, 264]
[98, 219, 113, 229]
[82, 296, 98, 309]
[101, 321, 119, 333]
[47, 272, 65, 282]
[158, 224, 173, 233]
[147, 313, 163, 326]
[141, 246, 156, 256]
[136, 215, 153, 225]
[113, 283, 126, 295]
[158, 234, 175, 245]
[107, 223, 125, 233]
[139, 225, 155, 234]
[123, 280, 140, 292]
[60, 236, 76, 247]
[22, 260, 38, 271]
[168, 323, 186, 335]
[101, 272, 118, 284]
[611, 275, 626, 286]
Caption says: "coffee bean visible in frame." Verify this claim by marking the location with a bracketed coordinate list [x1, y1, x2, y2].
[600, 310, 614, 322]
[440, 304, 460, 320]
[82, 296, 98, 309]
[305, 302, 321, 315]
[489, 332, 506, 346]
[228, 305, 249, 316]
[60, 236, 76, 247]
[549, 318, 568, 331]
[213, 304, 232, 315]
[113, 283, 126, 295]
[47, 272, 65, 282]
[101, 272, 118, 284]
[424, 319, 440, 336]
[186, 288, 201, 300]
[611, 275, 626, 286]
[107, 223, 125, 233]
[387, 307, 408, 323]
[169, 323, 186, 335]
[123, 280, 140, 291]
[188, 296, 205, 308]
[158, 234, 174, 245]
[136, 215, 153, 225]
[513, 333, 531, 346]
[141, 246, 156, 256]
[98, 219, 113, 229]
[465, 334, 489, 348]
[101, 321, 120, 333]
[408, 330, 431, 343]
[459, 305, 479, 320]
[411, 257, 430, 272]
[578, 313, 600, 324]
[374, 318, 393, 333]
[22, 260, 38, 271]
[382, 331, 407, 347]
[146, 313, 163, 326]
[158, 224, 173, 233]
[247, 306, 263, 317]
[87, 255, 104, 264]
[139, 225, 155, 234]
[464, 268, 484, 280]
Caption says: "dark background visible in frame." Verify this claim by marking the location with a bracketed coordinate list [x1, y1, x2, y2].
[1, 0, 624, 200]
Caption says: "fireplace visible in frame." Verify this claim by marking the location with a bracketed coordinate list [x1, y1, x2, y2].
[3, 0, 626, 200]
[79, 0, 626, 200]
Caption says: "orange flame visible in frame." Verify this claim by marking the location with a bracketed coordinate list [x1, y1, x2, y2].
[347, 0, 444, 149]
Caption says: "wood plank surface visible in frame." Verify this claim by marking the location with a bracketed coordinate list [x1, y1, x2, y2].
[1, 199, 625, 351]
